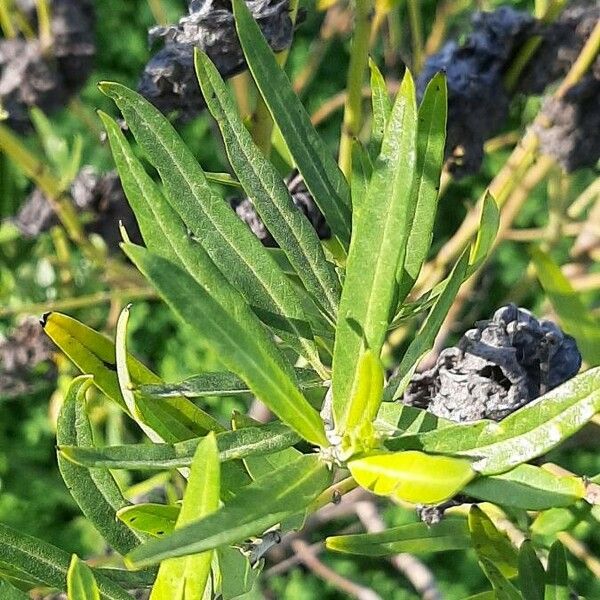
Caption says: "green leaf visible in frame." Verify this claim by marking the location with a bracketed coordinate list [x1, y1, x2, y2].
[479, 558, 521, 600]
[217, 547, 261, 600]
[531, 505, 590, 538]
[532, 247, 600, 365]
[123, 243, 327, 447]
[350, 141, 372, 212]
[518, 541, 545, 600]
[348, 450, 475, 504]
[0, 523, 133, 600]
[125, 455, 332, 569]
[368, 58, 392, 158]
[42, 313, 220, 441]
[60, 421, 302, 470]
[56, 376, 143, 555]
[232, 0, 351, 249]
[139, 368, 323, 399]
[117, 504, 179, 539]
[99, 82, 325, 374]
[403, 367, 600, 474]
[0, 579, 29, 599]
[544, 541, 569, 600]
[195, 50, 341, 320]
[385, 249, 470, 402]
[469, 506, 518, 579]
[326, 519, 470, 556]
[67, 555, 101, 600]
[332, 71, 418, 433]
[468, 192, 500, 273]
[464, 464, 585, 510]
[396, 72, 447, 301]
[150, 433, 220, 600]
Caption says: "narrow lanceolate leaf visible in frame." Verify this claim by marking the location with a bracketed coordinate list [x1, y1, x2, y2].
[0, 523, 133, 600]
[468, 192, 500, 273]
[196, 50, 341, 320]
[326, 519, 470, 556]
[232, 0, 351, 248]
[469, 506, 518, 579]
[150, 433, 220, 600]
[351, 141, 372, 212]
[56, 377, 143, 555]
[99, 83, 325, 375]
[408, 367, 600, 475]
[139, 367, 323, 399]
[332, 71, 418, 433]
[385, 249, 470, 402]
[117, 504, 179, 538]
[518, 541, 545, 600]
[545, 542, 569, 600]
[396, 72, 447, 301]
[123, 244, 327, 447]
[125, 455, 332, 569]
[464, 464, 585, 510]
[348, 450, 474, 504]
[0, 579, 29, 599]
[67, 555, 101, 600]
[60, 422, 301, 470]
[43, 313, 221, 441]
[532, 247, 600, 365]
[100, 112, 324, 383]
[368, 58, 392, 158]
[479, 559, 521, 600]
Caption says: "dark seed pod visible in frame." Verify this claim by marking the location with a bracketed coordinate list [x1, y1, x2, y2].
[138, 0, 293, 120]
[534, 70, 600, 172]
[229, 169, 330, 246]
[0, 318, 55, 399]
[403, 305, 582, 423]
[12, 167, 141, 250]
[417, 7, 534, 177]
[0, 0, 95, 131]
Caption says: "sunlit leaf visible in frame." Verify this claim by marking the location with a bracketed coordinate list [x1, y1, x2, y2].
[123, 244, 327, 446]
[195, 50, 341, 321]
[150, 433, 220, 600]
[469, 506, 518, 579]
[56, 376, 143, 555]
[67, 555, 100, 600]
[368, 59, 392, 158]
[348, 450, 474, 504]
[326, 519, 470, 556]
[117, 504, 180, 539]
[332, 71, 418, 433]
[232, 0, 351, 249]
[125, 455, 332, 569]
[464, 464, 586, 510]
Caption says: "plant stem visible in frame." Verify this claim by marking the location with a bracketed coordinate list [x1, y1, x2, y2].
[36, 0, 53, 53]
[407, 0, 424, 70]
[146, 0, 168, 25]
[338, 0, 372, 179]
[0, 0, 16, 38]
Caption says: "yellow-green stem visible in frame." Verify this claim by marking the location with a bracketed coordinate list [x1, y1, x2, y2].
[146, 0, 168, 25]
[36, 0, 53, 53]
[407, 0, 424, 70]
[0, 0, 16, 38]
[338, 0, 372, 179]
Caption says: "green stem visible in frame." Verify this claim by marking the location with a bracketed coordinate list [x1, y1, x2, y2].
[407, 0, 424, 71]
[338, 0, 372, 179]
[36, 0, 53, 53]
[0, 0, 16, 38]
[146, 0, 168, 25]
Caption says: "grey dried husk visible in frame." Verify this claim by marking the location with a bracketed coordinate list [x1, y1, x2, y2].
[0, 317, 55, 399]
[0, 0, 95, 132]
[230, 169, 330, 246]
[403, 305, 582, 423]
[12, 167, 141, 250]
[417, 5, 599, 177]
[138, 0, 293, 120]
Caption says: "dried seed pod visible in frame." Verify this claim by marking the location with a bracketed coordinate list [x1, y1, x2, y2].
[138, 0, 293, 119]
[403, 305, 582, 423]
[230, 169, 330, 246]
[0, 0, 95, 131]
[534, 71, 600, 172]
[417, 7, 534, 177]
[12, 167, 141, 250]
[0, 317, 55, 399]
